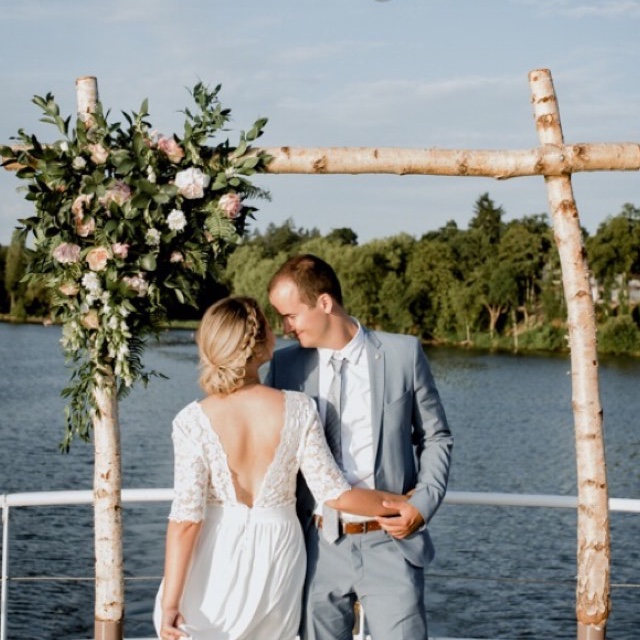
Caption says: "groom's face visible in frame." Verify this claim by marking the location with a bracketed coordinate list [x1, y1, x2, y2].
[269, 279, 329, 348]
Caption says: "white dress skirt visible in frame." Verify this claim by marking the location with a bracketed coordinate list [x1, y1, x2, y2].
[154, 391, 350, 640]
[154, 504, 305, 640]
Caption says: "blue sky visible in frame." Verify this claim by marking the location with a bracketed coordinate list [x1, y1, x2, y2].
[1, 0, 639, 246]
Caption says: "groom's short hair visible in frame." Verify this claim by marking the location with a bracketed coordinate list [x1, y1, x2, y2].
[269, 254, 343, 307]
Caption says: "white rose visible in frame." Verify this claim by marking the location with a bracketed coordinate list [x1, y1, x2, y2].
[167, 209, 186, 231]
[72, 156, 87, 170]
[82, 272, 102, 294]
[174, 167, 210, 199]
[145, 228, 161, 246]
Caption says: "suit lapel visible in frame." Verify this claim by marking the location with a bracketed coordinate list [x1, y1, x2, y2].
[364, 330, 384, 467]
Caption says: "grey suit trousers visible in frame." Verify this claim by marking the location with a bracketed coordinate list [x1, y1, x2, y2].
[301, 524, 428, 640]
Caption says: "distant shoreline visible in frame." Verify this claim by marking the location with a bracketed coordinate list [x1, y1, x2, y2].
[0, 313, 604, 357]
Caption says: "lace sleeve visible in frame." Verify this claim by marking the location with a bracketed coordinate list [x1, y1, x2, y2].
[298, 395, 351, 505]
[168, 405, 209, 523]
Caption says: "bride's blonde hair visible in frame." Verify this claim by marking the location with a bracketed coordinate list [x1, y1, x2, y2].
[196, 296, 270, 395]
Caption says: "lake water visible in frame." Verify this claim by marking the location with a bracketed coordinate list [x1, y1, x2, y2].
[0, 323, 638, 639]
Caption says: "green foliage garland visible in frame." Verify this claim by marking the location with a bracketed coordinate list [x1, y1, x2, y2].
[0, 83, 271, 450]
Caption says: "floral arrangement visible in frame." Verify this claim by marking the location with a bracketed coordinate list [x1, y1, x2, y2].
[0, 83, 270, 450]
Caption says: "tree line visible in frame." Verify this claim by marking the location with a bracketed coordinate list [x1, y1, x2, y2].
[2, 193, 640, 355]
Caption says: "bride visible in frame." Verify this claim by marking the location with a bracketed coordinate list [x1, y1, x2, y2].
[154, 296, 406, 640]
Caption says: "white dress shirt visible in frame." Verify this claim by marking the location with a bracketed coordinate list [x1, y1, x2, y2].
[316, 321, 373, 522]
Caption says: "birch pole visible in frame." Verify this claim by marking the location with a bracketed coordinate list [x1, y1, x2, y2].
[76, 75, 125, 640]
[529, 68, 610, 640]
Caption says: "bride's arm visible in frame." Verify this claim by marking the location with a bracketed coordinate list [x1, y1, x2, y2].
[327, 487, 408, 517]
[299, 398, 408, 518]
[160, 520, 202, 639]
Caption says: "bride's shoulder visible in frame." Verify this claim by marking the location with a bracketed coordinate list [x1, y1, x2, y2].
[283, 390, 318, 416]
[171, 400, 206, 435]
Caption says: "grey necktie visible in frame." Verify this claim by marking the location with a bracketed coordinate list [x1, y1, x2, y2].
[322, 354, 345, 544]
[325, 355, 345, 468]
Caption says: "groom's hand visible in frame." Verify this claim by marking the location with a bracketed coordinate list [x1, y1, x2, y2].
[376, 500, 425, 539]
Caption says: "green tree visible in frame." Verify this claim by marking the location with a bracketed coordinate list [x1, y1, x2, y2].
[586, 204, 640, 311]
[249, 218, 320, 258]
[405, 238, 458, 340]
[4, 229, 26, 320]
[598, 315, 640, 355]
[326, 227, 358, 246]
[468, 192, 504, 248]
[498, 216, 552, 327]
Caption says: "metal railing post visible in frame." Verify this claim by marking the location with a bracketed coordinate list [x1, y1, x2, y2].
[1, 495, 10, 640]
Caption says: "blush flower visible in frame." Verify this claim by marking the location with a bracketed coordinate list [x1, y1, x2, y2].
[218, 192, 243, 219]
[88, 143, 109, 165]
[71, 193, 93, 217]
[157, 136, 185, 164]
[59, 282, 80, 296]
[167, 209, 186, 231]
[174, 167, 210, 199]
[76, 216, 96, 238]
[100, 180, 132, 208]
[86, 247, 110, 272]
[170, 251, 184, 263]
[111, 242, 130, 259]
[123, 273, 149, 297]
[81, 309, 100, 330]
[52, 242, 81, 264]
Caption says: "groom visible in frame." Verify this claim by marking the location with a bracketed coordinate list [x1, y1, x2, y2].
[266, 254, 453, 640]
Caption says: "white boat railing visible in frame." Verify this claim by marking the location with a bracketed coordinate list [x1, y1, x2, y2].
[2, 489, 639, 640]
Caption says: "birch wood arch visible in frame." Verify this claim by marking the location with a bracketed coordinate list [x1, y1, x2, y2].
[2, 68, 620, 640]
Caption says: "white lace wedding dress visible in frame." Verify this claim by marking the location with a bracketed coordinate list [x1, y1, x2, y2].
[153, 390, 350, 640]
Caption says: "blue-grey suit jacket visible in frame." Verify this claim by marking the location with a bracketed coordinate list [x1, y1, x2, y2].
[265, 327, 453, 568]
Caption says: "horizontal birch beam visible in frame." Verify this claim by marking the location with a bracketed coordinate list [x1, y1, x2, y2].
[4, 142, 640, 178]
[258, 143, 640, 178]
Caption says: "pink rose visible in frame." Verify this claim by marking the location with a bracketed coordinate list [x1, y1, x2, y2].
[52, 242, 81, 264]
[86, 247, 110, 272]
[157, 136, 185, 164]
[75, 216, 96, 238]
[81, 309, 100, 330]
[71, 194, 93, 217]
[112, 242, 130, 259]
[174, 167, 210, 199]
[88, 144, 109, 165]
[218, 192, 243, 219]
[123, 273, 149, 297]
[100, 181, 132, 208]
[59, 282, 80, 296]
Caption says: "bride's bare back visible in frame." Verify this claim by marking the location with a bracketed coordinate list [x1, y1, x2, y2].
[198, 385, 285, 507]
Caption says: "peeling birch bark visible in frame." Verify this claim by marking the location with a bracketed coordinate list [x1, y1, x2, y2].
[258, 142, 640, 177]
[529, 68, 610, 640]
[93, 371, 124, 640]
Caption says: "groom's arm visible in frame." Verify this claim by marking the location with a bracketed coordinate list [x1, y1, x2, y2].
[408, 337, 453, 523]
[378, 337, 453, 538]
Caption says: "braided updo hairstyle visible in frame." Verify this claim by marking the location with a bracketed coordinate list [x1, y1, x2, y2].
[196, 296, 270, 395]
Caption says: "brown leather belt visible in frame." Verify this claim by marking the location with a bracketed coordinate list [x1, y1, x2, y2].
[313, 514, 382, 534]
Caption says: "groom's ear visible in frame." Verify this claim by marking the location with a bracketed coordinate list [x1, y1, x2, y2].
[317, 293, 333, 314]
